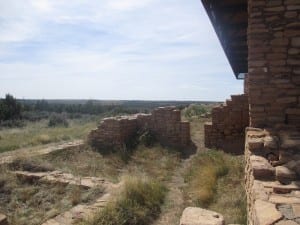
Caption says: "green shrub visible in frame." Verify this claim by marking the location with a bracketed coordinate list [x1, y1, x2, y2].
[183, 104, 208, 119]
[81, 177, 167, 225]
[48, 113, 69, 127]
[0, 94, 22, 121]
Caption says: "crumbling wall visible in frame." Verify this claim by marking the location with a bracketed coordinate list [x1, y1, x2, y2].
[248, 0, 300, 128]
[88, 107, 191, 150]
[245, 127, 300, 225]
[204, 94, 249, 154]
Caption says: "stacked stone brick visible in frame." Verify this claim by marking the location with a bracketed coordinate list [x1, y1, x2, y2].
[245, 127, 300, 225]
[204, 94, 249, 153]
[244, 1, 300, 223]
[88, 115, 139, 150]
[248, 0, 300, 128]
[88, 107, 191, 150]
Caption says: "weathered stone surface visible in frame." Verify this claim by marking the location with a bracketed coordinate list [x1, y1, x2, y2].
[254, 200, 283, 225]
[251, 155, 275, 180]
[249, 138, 264, 151]
[179, 207, 225, 225]
[264, 136, 279, 149]
[275, 220, 298, 225]
[14, 170, 107, 189]
[204, 94, 249, 154]
[0, 214, 8, 225]
[88, 107, 191, 150]
[261, 181, 300, 194]
[276, 166, 297, 184]
[269, 195, 300, 204]
[292, 204, 300, 217]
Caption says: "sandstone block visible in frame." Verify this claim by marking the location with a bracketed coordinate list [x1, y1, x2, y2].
[248, 138, 264, 151]
[269, 195, 300, 204]
[179, 207, 224, 225]
[254, 200, 283, 225]
[251, 155, 275, 180]
[292, 204, 300, 217]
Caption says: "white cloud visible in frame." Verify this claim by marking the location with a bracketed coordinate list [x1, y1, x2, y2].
[107, 0, 154, 11]
[0, 0, 242, 100]
[31, 0, 53, 12]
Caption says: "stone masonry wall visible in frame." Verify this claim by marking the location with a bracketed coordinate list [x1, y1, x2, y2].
[248, 0, 300, 128]
[88, 107, 191, 150]
[204, 94, 249, 154]
[245, 126, 300, 225]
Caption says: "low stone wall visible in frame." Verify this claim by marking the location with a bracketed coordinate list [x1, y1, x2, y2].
[204, 94, 249, 154]
[88, 107, 191, 150]
[245, 126, 300, 225]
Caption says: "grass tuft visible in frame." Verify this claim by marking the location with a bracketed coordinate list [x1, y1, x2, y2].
[183, 150, 246, 224]
[81, 177, 167, 225]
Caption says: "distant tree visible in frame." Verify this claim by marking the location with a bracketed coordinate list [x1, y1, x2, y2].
[34, 99, 49, 111]
[0, 94, 22, 121]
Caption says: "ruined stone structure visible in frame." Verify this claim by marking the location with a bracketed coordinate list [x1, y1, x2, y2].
[204, 94, 249, 154]
[201, 0, 300, 224]
[88, 107, 191, 150]
[245, 127, 300, 225]
[248, 0, 300, 128]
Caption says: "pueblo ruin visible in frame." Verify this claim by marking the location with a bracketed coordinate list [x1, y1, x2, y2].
[201, 0, 300, 224]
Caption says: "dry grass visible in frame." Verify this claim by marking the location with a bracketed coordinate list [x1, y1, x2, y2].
[123, 144, 180, 182]
[0, 117, 98, 153]
[32, 143, 180, 183]
[183, 150, 246, 224]
[0, 164, 104, 225]
[81, 176, 167, 225]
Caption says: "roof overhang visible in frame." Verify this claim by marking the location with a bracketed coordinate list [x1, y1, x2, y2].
[201, 0, 248, 79]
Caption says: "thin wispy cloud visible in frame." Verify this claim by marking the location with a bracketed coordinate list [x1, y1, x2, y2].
[0, 0, 243, 100]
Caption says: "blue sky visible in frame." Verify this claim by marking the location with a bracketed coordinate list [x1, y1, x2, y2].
[0, 0, 243, 101]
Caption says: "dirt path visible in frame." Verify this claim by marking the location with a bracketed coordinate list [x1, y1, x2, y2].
[153, 120, 207, 225]
[0, 139, 84, 165]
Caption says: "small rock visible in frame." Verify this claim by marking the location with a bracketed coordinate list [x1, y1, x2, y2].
[179, 207, 225, 225]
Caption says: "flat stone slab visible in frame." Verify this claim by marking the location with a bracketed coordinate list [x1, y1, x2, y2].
[179, 207, 224, 225]
[254, 200, 283, 225]
[42, 193, 112, 225]
[261, 181, 300, 193]
[250, 155, 275, 180]
[269, 195, 300, 204]
[0, 140, 84, 165]
[14, 171, 108, 188]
